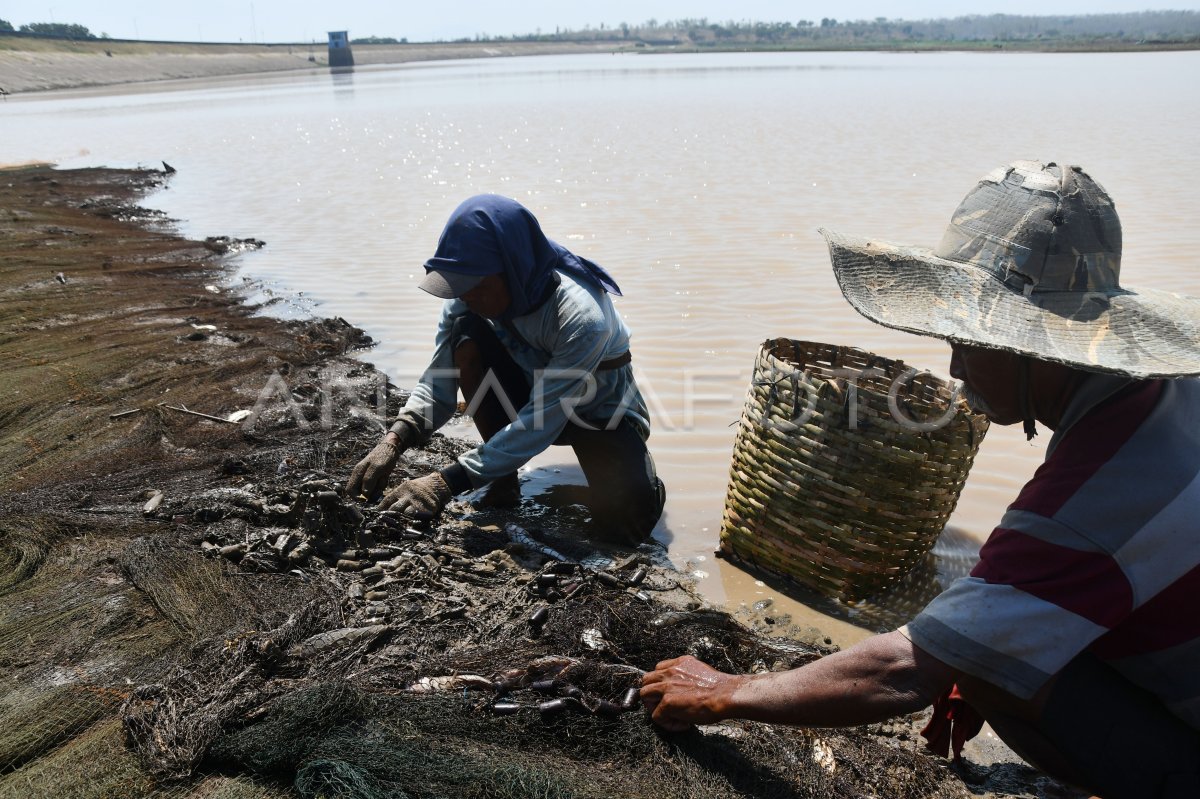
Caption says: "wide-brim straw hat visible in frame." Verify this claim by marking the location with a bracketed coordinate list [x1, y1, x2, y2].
[822, 160, 1200, 379]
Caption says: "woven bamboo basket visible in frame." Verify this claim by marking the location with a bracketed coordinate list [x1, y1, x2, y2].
[719, 339, 990, 601]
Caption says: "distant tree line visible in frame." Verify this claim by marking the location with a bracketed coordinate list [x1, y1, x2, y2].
[352, 35, 408, 45]
[1, 21, 98, 39]
[4, 12, 1198, 47]
[457, 11, 1200, 45]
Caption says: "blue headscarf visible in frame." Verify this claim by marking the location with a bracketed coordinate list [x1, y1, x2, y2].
[424, 194, 622, 320]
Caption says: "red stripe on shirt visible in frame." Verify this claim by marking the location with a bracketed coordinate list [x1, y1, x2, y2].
[1010, 380, 1164, 518]
[971, 527, 1133, 628]
[1090, 564, 1200, 659]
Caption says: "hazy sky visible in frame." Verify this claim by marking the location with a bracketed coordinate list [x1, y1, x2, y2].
[3, 1, 1196, 43]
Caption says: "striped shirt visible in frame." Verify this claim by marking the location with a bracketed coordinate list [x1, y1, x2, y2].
[903, 374, 1200, 729]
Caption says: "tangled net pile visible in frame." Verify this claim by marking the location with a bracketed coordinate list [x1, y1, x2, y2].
[0, 421, 974, 799]
[92, 427, 961, 799]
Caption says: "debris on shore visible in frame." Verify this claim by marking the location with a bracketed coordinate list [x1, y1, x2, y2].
[0, 165, 1060, 798]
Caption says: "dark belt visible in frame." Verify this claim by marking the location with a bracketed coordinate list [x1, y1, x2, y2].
[597, 351, 631, 371]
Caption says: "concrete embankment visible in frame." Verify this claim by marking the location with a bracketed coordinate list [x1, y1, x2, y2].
[0, 37, 629, 93]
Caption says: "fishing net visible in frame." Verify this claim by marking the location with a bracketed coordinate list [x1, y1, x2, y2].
[0, 166, 1016, 799]
[1, 453, 972, 799]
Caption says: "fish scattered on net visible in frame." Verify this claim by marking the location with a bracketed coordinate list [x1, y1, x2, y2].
[105, 460, 968, 799]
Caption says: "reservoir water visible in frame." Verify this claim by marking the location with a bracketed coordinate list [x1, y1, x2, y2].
[6, 50, 1199, 642]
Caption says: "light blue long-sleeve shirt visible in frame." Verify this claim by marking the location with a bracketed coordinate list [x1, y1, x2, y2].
[396, 271, 650, 487]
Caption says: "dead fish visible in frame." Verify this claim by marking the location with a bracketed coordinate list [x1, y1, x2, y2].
[650, 608, 745, 631]
[406, 674, 494, 694]
[756, 637, 824, 664]
[813, 738, 837, 774]
[581, 628, 607, 651]
[142, 490, 164, 515]
[287, 542, 314, 563]
[650, 611, 693, 628]
[293, 624, 389, 658]
[504, 522, 568, 562]
[531, 654, 577, 670]
[518, 655, 578, 684]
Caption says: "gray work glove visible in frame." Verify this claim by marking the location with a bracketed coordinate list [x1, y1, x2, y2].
[346, 428, 411, 501]
[377, 472, 453, 520]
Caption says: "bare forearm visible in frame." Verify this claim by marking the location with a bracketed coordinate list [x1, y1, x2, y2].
[642, 631, 959, 732]
[720, 632, 945, 727]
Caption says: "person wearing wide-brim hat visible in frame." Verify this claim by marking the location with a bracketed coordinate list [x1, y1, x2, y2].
[642, 161, 1200, 797]
[346, 194, 665, 545]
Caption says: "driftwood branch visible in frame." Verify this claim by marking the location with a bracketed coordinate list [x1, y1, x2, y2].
[158, 403, 238, 425]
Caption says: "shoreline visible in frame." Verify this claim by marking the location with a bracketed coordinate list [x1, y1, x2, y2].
[0, 38, 633, 94]
[0, 164, 1058, 797]
[2, 34, 1196, 95]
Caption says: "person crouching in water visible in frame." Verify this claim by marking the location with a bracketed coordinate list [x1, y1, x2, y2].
[347, 194, 665, 545]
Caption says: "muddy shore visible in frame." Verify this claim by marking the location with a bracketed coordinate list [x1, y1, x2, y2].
[0, 166, 1067, 798]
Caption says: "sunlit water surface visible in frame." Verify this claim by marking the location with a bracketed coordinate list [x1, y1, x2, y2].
[7, 51, 1199, 642]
